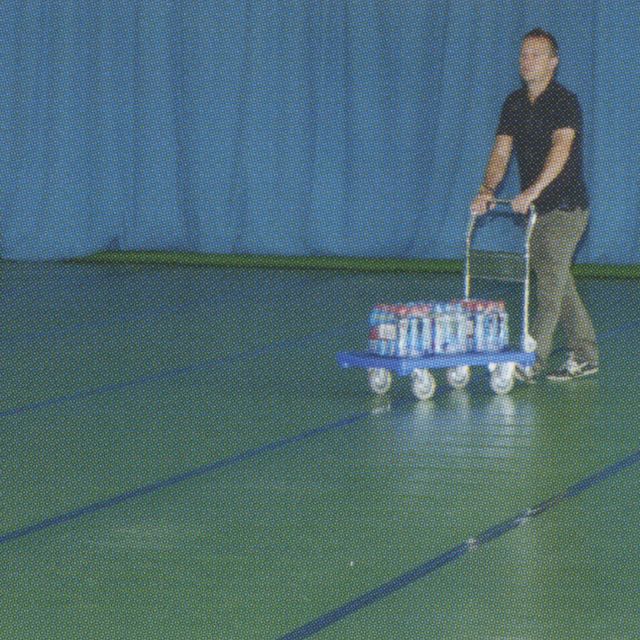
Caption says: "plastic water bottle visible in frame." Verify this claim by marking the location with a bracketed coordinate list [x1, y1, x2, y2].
[446, 303, 456, 354]
[417, 304, 433, 355]
[487, 302, 501, 352]
[368, 325, 378, 355]
[387, 305, 400, 356]
[474, 300, 486, 352]
[484, 301, 495, 351]
[397, 317, 409, 357]
[368, 305, 378, 354]
[369, 305, 387, 355]
[453, 301, 467, 354]
[450, 302, 459, 354]
[452, 302, 460, 354]
[444, 303, 450, 354]
[445, 302, 454, 354]
[435, 303, 441, 353]
[370, 304, 392, 356]
[407, 311, 422, 357]
[435, 303, 445, 354]
[497, 301, 509, 350]
[485, 302, 498, 351]
[463, 300, 475, 352]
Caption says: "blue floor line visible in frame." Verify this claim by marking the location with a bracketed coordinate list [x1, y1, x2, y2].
[0, 400, 412, 546]
[0, 321, 364, 422]
[0, 269, 114, 305]
[278, 448, 640, 639]
[0, 265, 254, 306]
[0, 266, 220, 311]
[1, 291, 230, 346]
[0, 274, 323, 346]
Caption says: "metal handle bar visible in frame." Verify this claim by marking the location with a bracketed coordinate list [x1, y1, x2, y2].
[472, 198, 531, 217]
[488, 198, 516, 215]
[466, 201, 537, 251]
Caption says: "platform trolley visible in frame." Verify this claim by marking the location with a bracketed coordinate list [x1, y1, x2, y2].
[336, 200, 538, 400]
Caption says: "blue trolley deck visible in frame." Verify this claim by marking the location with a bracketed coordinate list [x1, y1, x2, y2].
[337, 349, 536, 377]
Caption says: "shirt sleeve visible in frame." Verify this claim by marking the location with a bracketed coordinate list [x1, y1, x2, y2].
[496, 94, 517, 137]
[549, 92, 582, 132]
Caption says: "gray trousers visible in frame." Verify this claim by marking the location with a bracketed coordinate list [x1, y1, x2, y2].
[529, 208, 599, 368]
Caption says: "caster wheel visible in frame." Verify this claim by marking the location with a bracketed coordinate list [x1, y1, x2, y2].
[411, 368, 436, 400]
[490, 362, 515, 395]
[368, 368, 392, 395]
[446, 365, 471, 389]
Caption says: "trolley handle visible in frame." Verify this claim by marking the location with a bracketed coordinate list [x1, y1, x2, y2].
[467, 199, 537, 241]
[489, 198, 516, 215]
[472, 198, 532, 217]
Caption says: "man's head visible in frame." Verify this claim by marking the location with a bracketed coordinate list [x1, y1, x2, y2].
[520, 29, 559, 85]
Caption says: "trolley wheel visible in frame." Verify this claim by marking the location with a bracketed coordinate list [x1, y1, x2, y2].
[411, 368, 436, 400]
[489, 362, 515, 395]
[368, 368, 392, 395]
[446, 365, 471, 389]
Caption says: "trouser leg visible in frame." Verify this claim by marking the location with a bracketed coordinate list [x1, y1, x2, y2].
[529, 208, 592, 368]
[557, 258, 599, 364]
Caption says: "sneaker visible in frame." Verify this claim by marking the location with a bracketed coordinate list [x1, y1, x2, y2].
[515, 364, 539, 384]
[546, 355, 598, 382]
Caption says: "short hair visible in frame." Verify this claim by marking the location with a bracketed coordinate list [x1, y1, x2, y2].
[523, 28, 559, 57]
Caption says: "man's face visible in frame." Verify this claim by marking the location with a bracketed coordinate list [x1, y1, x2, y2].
[519, 37, 558, 84]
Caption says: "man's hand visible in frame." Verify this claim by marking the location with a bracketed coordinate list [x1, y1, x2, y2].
[470, 192, 495, 216]
[511, 186, 540, 214]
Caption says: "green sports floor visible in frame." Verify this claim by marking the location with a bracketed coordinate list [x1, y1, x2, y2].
[1, 262, 639, 639]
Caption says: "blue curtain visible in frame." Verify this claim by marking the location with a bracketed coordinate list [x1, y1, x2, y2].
[1, 1, 639, 263]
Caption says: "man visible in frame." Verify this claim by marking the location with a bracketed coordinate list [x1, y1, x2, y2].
[470, 28, 598, 382]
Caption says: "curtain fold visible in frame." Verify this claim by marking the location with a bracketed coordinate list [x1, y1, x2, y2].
[1, 0, 638, 263]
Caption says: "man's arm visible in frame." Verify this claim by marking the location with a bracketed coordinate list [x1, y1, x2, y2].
[470, 135, 513, 214]
[511, 128, 575, 214]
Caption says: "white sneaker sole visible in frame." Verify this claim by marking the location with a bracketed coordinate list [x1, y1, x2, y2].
[547, 367, 598, 382]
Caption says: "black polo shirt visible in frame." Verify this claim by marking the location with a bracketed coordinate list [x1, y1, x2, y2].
[497, 80, 589, 213]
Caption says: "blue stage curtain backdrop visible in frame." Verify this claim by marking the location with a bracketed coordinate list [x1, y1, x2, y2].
[1, 1, 639, 262]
